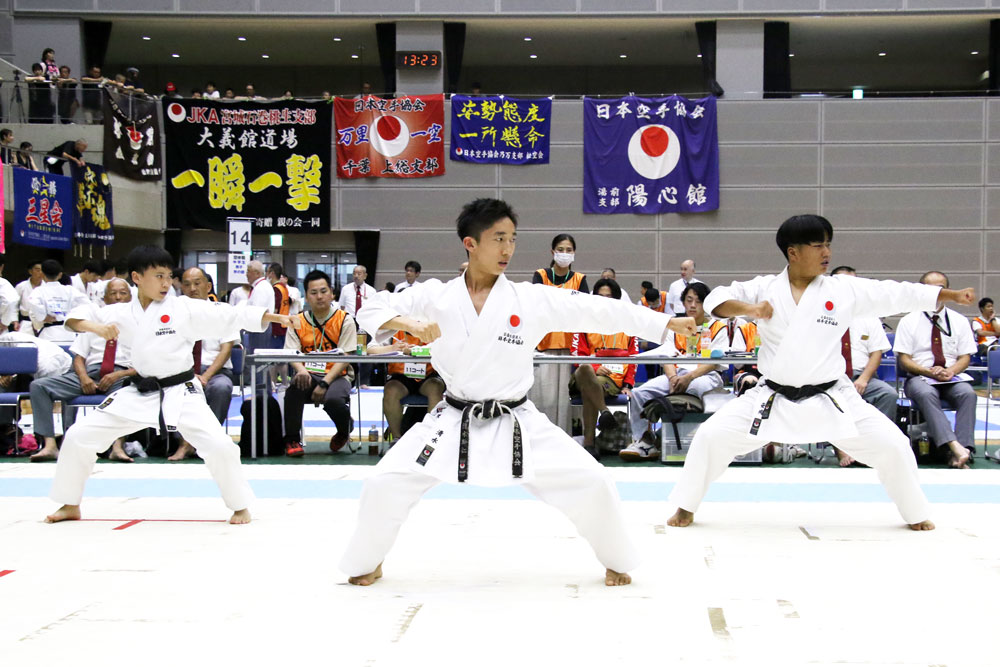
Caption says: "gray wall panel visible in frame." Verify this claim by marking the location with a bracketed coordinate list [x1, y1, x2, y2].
[259, 0, 339, 11]
[718, 101, 819, 143]
[500, 145, 581, 187]
[667, 188, 820, 229]
[516, 230, 658, 277]
[720, 145, 820, 186]
[988, 101, 1000, 141]
[742, 0, 819, 9]
[823, 100, 984, 143]
[378, 231, 468, 275]
[660, 0, 740, 10]
[987, 144, 1000, 185]
[339, 187, 497, 229]
[500, 0, 576, 10]
[906, 0, 987, 8]
[420, 0, 494, 10]
[660, 231, 779, 274]
[0, 15, 12, 57]
[987, 188, 1000, 228]
[985, 231, 1000, 260]
[822, 187, 983, 229]
[15, 0, 91, 9]
[823, 144, 983, 186]
[580, 0, 656, 9]
[825, 0, 903, 8]
[500, 187, 657, 230]
[549, 100, 582, 145]
[98, 0, 172, 9]
[834, 231, 981, 273]
[178, 0, 255, 11]
[340, 0, 416, 11]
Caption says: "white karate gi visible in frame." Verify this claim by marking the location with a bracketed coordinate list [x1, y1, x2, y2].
[0, 277, 19, 329]
[50, 295, 267, 511]
[28, 281, 88, 342]
[340, 274, 674, 577]
[669, 269, 940, 525]
[15, 279, 41, 320]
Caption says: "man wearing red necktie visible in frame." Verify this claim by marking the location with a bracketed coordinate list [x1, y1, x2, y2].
[27, 278, 136, 462]
[338, 265, 375, 388]
[894, 271, 978, 469]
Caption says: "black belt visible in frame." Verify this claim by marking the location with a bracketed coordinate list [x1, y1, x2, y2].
[444, 395, 527, 483]
[750, 379, 843, 436]
[125, 369, 196, 434]
[40, 320, 65, 329]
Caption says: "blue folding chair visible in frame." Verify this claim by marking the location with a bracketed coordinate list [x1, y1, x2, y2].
[0, 345, 39, 448]
[984, 347, 1000, 462]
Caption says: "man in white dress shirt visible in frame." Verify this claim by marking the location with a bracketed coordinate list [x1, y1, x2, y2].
[393, 261, 422, 293]
[15, 259, 45, 328]
[243, 260, 275, 385]
[339, 265, 376, 387]
[666, 259, 703, 316]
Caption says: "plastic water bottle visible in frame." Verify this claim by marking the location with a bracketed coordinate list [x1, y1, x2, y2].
[686, 327, 699, 356]
[700, 325, 712, 358]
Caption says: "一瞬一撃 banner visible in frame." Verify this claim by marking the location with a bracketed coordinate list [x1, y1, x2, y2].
[583, 95, 719, 215]
[450, 95, 550, 165]
[334, 94, 445, 178]
[163, 98, 332, 233]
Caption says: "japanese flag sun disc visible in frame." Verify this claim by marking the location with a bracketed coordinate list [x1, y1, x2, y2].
[628, 125, 680, 180]
[167, 103, 186, 122]
[369, 115, 410, 157]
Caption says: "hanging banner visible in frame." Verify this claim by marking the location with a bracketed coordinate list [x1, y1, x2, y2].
[450, 95, 551, 165]
[12, 169, 74, 250]
[71, 162, 114, 247]
[163, 98, 332, 233]
[334, 94, 445, 178]
[583, 95, 719, 215]
[103, 88, 162, 181]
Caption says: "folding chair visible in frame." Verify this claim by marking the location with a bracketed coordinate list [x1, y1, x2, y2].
[0, 344, 39, 449]
[983, 347, 1000, 462]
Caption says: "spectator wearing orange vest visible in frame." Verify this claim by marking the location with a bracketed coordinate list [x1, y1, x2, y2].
[640, 287, 668, 313]
[621, 282, 738, 461]
[528, 233, 589, 432]
[568, 278, 636, 457]
[283, 270, 358, 457]
[971, 297, 999, 353]
[600, 268, 631, 303]
[267, 262, 292, 346]
[368, 331, 445, 439]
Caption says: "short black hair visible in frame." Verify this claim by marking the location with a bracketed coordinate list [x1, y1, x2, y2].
[919, 270, 949, 288]
[456, 198, 518, 242]
[830, 265, 855, 276]
[127, 245, 174, 276]
[384, 282, 396, 292]
[404, 260, 421, 273]
[644, 288, 661, 303]
[28, 259, 42, 269]
[602, 268, 616, 277]
[82, 259, 102, 274]
[41, 259, 63, 279]
[776, 215, 833, 260]
[640, 280, 653, 290]
[284, 276, 294, 288]
[979, 297, 993, 310]
[0, 129, 11, 141]
[303, 269, 332, 291]
[267, 262, 284, 278]
[681, 282, 711, 304]
[592, 278, 621, 300]
[171, 267, 184, 280]
[0, 253, 5, 266]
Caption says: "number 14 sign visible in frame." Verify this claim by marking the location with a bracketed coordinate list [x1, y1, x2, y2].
[228, 217, 253, 284]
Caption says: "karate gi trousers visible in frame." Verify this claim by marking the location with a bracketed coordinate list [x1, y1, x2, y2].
[339, 401, 640, 577]
[50, 389, 254, 511]
[669, 388, 931, 525]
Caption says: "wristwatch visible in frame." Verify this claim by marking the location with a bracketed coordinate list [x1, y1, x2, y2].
[317, 379, 330, 389]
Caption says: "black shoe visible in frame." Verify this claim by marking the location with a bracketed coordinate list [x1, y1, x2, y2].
[598, 410, 617, 433]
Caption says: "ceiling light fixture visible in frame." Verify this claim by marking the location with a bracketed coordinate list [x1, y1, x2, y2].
[529, 54, 537, 59]
[619, 54, 627, 59]
[351, 54, 359, 59]
[878, 52, 886, 57]
[171, 53, 179, 58]
[333, 37, 342, 42]
[142, 36, 151, 41]
[971, 50, 980, 55]
[524, 37, 532, 41]
[262, 54, 269, 59]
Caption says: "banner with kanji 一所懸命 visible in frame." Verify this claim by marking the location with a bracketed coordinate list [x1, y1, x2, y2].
[583, 95, 719, 215]
[334, 94, 445, 178]
[12, 168, 74, 250]
[450, 95, 551, 165]
[163, 98, 332, 233]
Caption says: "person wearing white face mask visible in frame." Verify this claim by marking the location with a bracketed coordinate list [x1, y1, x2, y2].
[529, 233, 589, 432]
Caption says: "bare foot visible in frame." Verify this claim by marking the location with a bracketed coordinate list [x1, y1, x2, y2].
[348, 563, 383, 586]
[948, 443, 971, 469]
[30, 447, 58, 462]
[667, 508, 694, 527]
[167, 441, 194, 461]
[109, 442, 133, 463]
[909, 519, 936, 531]
[229, 509, 251, 525]
[44, 504, 81, 523]
[605, 569, 632, 586]
[834, 447, 854, 467]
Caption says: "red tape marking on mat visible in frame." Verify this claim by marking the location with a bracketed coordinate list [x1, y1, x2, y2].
[80, 519, 227, 531]
[113, 520, 143, 531]
[0, 570, 14, 578]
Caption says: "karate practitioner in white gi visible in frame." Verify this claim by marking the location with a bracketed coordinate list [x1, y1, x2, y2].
[666, 215, 975, 531]
[44, 246, 296, 525]
[340, 199, 696, 586]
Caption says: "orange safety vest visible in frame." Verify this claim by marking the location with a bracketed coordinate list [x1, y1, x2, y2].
[387, 330, 435, 378]
[571, 331, 637, 388]
[271, 283, 291, 336]
[296, 310, 349, 375]
[672, 320, 728, 355]
[972, 316, 997, 346]
[535, 268, 586, 351]
[640, 291, 668, 313]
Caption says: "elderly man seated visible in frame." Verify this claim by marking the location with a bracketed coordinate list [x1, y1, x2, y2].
[27, 278, 135, 462]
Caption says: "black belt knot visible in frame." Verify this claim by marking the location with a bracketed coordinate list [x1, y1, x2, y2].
[445, 394, 527, 483]
[750, 379, 844, 436]
[125, 369, 196, 434]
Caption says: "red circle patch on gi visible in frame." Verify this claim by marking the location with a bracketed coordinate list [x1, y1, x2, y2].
[825, 301, 834, 311]
[160, 315, 170, 323]
[508, 314, 522, 331]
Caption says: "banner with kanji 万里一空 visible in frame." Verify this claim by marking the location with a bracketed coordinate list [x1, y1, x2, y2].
[103, 87, 162, 181]
[334, 94, 445, 178]
[12, 168, 74, 250]
[450, 95, 551, 164]
[583, 95, 719, 215]
[72, 162, 114, 247]
[163, 98, 332, 233]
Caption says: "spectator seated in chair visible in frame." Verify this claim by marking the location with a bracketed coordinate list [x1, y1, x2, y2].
[283, 270, 357, 457]
[620, 282, 739, 462]
[971, 297, 999, 355]
[568, 278, 637, 457]
[368, 331, 445, 440]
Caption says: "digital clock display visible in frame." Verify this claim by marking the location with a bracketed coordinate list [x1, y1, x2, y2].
[396, 51, 442, 69]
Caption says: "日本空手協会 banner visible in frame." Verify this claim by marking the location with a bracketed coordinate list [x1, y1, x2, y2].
[163, 99, 332, 233]
[583, 95, 719, 215]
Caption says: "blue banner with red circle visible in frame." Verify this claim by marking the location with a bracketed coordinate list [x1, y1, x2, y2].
[583, 95, 718, 215]
[450, 95, 551, 165]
